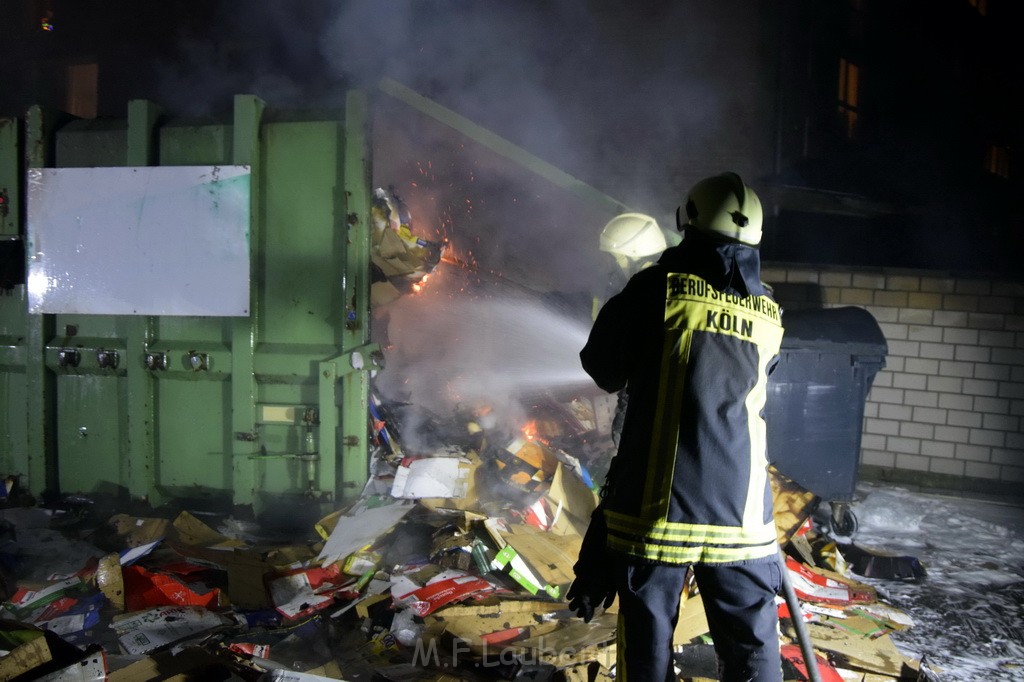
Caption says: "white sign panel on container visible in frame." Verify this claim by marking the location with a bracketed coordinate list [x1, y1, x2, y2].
[27, 165, 251, 316]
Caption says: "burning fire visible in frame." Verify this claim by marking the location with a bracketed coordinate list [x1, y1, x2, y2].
[520, 420, 552, 445]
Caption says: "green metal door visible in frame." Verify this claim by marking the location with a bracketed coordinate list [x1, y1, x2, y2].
[0, 118, 31, 490]
[3, 93, 373, 512]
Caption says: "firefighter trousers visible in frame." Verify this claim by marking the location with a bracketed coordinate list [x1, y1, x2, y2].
[614, 558, 782, 682]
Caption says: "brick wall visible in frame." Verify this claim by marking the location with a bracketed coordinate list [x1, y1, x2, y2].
[762, 264, 1024, 496]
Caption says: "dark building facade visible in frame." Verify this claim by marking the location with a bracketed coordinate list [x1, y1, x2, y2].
[2, 0, 1019, 277]
[765, 0, 1020, 276]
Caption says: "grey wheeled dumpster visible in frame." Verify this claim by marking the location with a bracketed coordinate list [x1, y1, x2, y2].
[766, 306, 888, 535]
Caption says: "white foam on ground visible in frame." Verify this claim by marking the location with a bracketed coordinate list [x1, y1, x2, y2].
[848, 483, 1024, 681]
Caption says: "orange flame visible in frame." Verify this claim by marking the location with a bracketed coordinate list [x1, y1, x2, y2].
[412, 273, 430, 294]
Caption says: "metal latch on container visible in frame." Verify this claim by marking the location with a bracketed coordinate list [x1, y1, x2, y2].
[187, 351, 209, 371]
[96, 349, 119, 370]
[144, 351, 168, 371]
[58, 348, 81, 368]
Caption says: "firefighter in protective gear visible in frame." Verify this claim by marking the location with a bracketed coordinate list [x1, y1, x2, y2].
[570, 172, 784, 682]
[596, 212, 680, 304]
[595, 213, 674, 446]
[600, 212, 668, 275]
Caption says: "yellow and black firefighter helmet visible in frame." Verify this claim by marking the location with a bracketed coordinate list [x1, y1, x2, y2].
[678, 172, 763, 246]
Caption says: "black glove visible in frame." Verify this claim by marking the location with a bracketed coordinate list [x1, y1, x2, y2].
[566, 577, 616, 623]
[566, 505, 616, 623]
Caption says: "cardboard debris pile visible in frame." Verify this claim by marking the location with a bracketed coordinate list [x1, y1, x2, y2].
[0, 396, 933, 681]
[369, 186, 446, 308]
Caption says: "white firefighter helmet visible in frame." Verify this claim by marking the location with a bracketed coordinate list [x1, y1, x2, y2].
[678, 172, 763, 246]
[599, 213, 667, 259]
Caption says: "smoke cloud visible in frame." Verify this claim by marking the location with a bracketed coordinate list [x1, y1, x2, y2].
[154, 1, 731, 220]
[150, 1, 738, 431]
[373, 267, 595, 441]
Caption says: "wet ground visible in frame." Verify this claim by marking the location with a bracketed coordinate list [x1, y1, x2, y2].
[843, 482, 1024, 681]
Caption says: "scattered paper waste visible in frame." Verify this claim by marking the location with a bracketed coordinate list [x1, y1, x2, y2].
[316, 501, 415, 566]
[391, 457, 472, 499]
[110, 606, 235, 655]
[391, 567, 497, 616]
[0, 387, 941, 681]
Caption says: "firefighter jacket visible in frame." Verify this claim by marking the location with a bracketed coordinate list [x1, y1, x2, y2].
[580, 231, 783, 565]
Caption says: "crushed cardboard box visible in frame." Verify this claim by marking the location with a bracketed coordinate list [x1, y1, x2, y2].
[0, 623, 100, 681]
[426, 599, 567, 653]
[544, 463, 600, 538]
[317, 501, 415, 566]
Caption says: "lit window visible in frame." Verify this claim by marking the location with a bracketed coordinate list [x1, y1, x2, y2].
[967, 0, 988, 16]
[985, 145, 1010, 178]
[837, 58, 860, 138]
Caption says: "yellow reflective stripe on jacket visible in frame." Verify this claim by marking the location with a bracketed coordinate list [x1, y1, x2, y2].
[607, 534, 779, 565]
[742, 342, 776, 532]
[641, 329, 688, 518]
[605, 509, 777, 544]
[606, 507, 778, 563]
